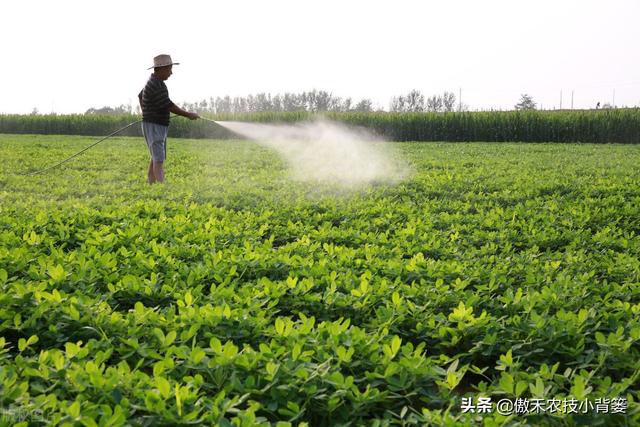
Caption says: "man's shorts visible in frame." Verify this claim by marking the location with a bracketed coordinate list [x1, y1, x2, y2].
[142, 122, 169, 162]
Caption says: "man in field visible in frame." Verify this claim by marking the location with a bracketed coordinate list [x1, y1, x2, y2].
[138, 54, 199, 184]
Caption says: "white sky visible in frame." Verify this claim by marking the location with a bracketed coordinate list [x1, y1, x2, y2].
[2, 0, 639, 114]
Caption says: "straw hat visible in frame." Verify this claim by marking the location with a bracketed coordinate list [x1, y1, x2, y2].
[148, 54, 180, 70]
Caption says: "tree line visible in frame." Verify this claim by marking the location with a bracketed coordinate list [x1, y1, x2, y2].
[178, 89, 467, 114]
[390, 90, 464, 112]
[166, 90, 375, 114]
[84, 89, 470, 115]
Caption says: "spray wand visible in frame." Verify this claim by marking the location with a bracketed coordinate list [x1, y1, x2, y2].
[199, 116, 219, 125]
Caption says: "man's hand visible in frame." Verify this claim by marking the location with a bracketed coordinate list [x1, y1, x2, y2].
[170, 104, 199, 120]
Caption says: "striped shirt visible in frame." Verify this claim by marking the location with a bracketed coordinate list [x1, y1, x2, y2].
[138, 75, 174, 126]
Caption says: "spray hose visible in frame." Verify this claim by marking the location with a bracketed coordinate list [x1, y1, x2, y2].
[21, 116, 220, 176]
[22, 119, 143, 176]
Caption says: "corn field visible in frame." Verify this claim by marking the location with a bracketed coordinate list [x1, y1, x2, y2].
[1, 109, 639, 142]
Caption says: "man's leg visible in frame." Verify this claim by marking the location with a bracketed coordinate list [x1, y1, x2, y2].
[148, 160, 156, 184]
[152, 161, 165, 183]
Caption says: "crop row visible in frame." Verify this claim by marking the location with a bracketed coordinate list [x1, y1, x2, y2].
[1, 109, 639, 143]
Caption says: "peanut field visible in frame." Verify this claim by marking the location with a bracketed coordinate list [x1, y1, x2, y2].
[1, 134, 639, 426]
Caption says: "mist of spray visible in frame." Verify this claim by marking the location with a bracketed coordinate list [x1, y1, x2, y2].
[216, 119, 409, 187]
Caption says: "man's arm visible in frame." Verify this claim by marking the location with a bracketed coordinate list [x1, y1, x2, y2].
[169, 103, 199, 120]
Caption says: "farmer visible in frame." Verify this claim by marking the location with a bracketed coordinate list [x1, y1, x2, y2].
[138, 54, 199, 184]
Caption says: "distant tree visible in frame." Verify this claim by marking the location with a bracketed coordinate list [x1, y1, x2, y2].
[215, 96, 232, 113]
[245, 94, 257, 112]
[515, 94, 537, 111]
[390, 90, 425, 112]
[442, 91, 456, 112]
[272, 94, 283, 112]
[426, 95, 443, 112]
[312, 90, 332, 112]
[601, 102, 614, 109]
[30, 107, 39, 115]
[86, 106, 110, 114]
[300, 90, 341, 112]
[353, 98, 373, 112]
[327, 93, 345, 112]
[390, 95, 406, 112]
[232, 97, 248, 113]
[405, 90, 425, 112]
[422, 92, 457, 112]
[282, 93, 306, 111]
[303, 91, 314, 111]
[341, 97, 352, 112]
[261, 93, 270, 111]
[85, 104, 130, 115]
